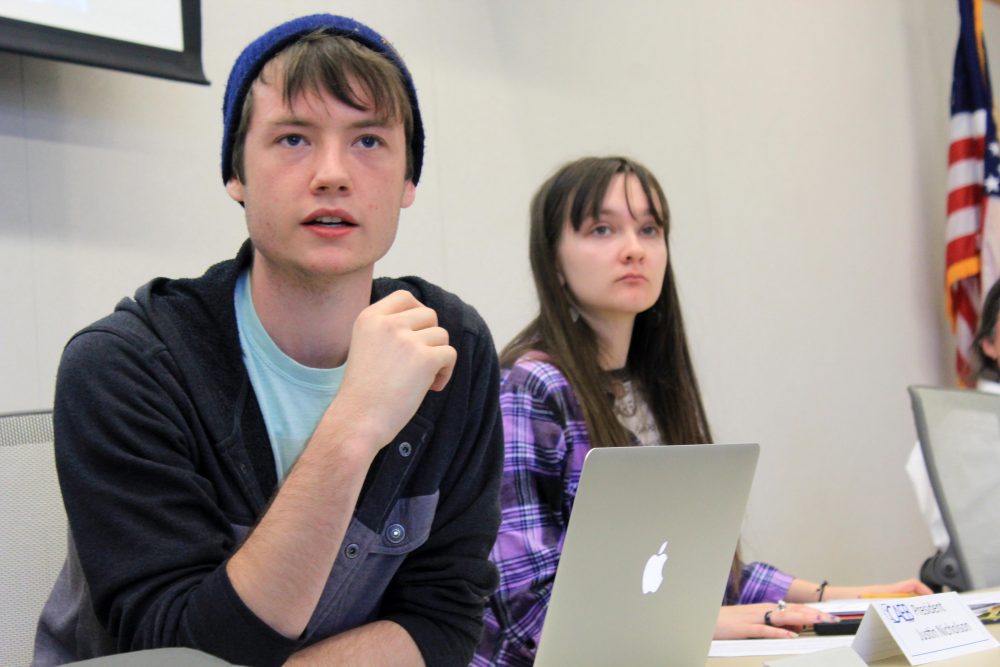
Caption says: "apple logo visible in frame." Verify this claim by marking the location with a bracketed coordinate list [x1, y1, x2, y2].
[642, 541, 669, 594]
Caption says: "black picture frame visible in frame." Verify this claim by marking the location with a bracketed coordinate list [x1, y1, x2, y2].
[0, 0, 207, 85]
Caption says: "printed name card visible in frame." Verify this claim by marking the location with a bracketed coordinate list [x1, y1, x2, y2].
[851, 591, 998, 665]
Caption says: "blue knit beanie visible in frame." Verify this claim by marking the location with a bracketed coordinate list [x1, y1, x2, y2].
[221, 14, 424, 185]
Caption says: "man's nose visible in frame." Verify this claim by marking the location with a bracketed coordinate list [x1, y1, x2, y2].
[311, 145, 351, 193]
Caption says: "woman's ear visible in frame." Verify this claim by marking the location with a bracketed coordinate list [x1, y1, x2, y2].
[982, 336, 999, 361]
[554, 256, 566, 287]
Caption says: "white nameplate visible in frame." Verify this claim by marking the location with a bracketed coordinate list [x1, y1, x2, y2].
[851, 591, 998, 665]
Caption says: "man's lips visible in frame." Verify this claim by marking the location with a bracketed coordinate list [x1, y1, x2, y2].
[302, 210, 358, 227]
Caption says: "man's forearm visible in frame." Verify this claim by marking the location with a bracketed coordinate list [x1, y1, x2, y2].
[227, 291, 458, 640]
[285, 620, 424, 667]
[226, 411, 378, 638]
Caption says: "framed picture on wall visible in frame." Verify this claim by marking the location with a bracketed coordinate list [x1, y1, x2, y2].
[0, 0, 207, 84]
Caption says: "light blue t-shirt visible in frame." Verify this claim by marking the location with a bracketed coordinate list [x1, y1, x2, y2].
[234, 270, 345, 483]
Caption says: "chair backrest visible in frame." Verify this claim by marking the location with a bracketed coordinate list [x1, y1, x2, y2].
[0, 410, 66, 667]
[908, 386, 1000, 591]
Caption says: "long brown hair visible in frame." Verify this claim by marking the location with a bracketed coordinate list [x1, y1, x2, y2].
[501, 156, 743, 597]
[501, 156, 712, 448]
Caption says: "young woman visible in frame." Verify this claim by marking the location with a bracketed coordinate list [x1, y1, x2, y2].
[473, 156, 929, 666]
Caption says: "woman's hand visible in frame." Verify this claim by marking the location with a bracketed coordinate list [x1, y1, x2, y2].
[715, 603, 839, 639]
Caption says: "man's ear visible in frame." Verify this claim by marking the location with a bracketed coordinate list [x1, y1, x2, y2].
[401, 179, 416, 209]
[226, 177, 245, 204]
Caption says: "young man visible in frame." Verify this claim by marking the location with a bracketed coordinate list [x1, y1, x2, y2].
[34, 15, 502, 667]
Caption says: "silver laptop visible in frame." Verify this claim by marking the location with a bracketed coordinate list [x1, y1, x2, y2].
[534, 443, 759, 667]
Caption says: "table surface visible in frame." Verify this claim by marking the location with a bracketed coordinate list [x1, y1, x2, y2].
[705, 620, 1000, 666]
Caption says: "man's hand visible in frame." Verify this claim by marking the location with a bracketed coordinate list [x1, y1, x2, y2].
[333, 290, 457, 450]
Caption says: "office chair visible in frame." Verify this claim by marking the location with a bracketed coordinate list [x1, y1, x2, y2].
[0, 410, 66, 667]
[908, 386, 1000, 591]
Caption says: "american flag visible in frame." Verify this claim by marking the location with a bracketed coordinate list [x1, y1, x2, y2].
[947, 0, 1000, 385]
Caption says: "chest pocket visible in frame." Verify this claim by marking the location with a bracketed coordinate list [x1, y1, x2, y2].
[303, 491, 439, 642]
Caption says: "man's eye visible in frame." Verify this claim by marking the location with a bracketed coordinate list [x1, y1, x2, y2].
[279, 134, 305, 147]
[357, 135, 382, 149]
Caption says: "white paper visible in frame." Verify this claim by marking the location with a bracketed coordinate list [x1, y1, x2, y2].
[763, 646, 867, 667]
[806, 590, 1000, 617]
[959, 590, 1000, 609]
[709, 636, 853, 658]
[708, 591, 1000, 658]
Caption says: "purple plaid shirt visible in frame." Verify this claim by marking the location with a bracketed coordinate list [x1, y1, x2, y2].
[472, 358, 792, 666]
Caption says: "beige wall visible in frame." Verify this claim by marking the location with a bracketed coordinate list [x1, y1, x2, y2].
[0, 0, 983, 585]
